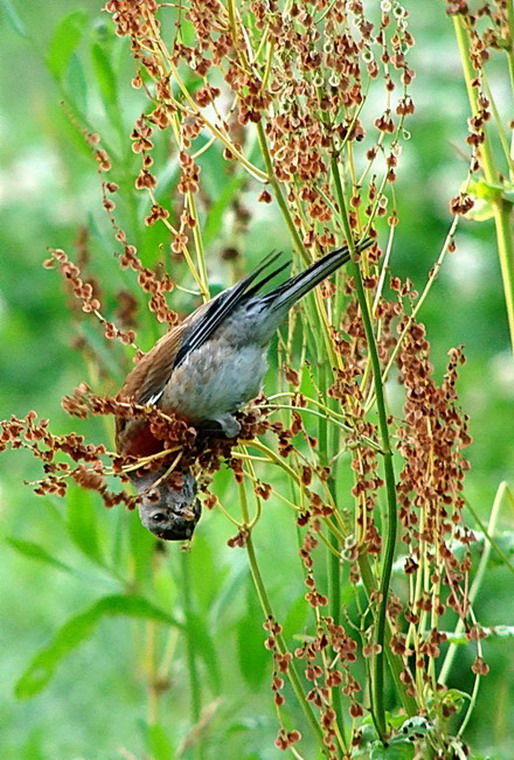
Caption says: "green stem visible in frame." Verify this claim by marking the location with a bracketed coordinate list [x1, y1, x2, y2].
[453, 16, 514, 353]
[238, 483, 327, 754]
[255, 121, 309, 261]
[318, 364, 347, 752]
[181, 552, 203, 760]
[187, 190, 210, 300]
[493, 201, 514, 354]
[357, 553, 417, 717]
[331, 155, 398, 740]
[505, 0, 514, 97]
[439, 481, 509, 684]
[464, 491, 514, 576]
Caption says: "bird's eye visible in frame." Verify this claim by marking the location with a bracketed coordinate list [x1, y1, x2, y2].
[152, 512, 168, 523]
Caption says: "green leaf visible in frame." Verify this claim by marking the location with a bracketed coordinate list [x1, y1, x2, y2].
[202, 173, 246, 247]
[189, 610, 222, 694]
[190, 534, 228, 612]
[66, 484, 104, 567]
[464, 197, 495, 223]
[0, 0, 28, 37]
[94, 594, 182, 625]
[237, 591, 269, 690]
[91, 41, 117, 106]
[371, 740, 415, 759]
[146, 723, 175, 760]
[15, 594, 182, 698]
[48, 10, 88, 79]
[488, 532, 514, 567]
[52, 105, 93, 160]
[128, 501, 157, 586]
[6, 537, 73, 574]
[465, 178, 514, 222]
[67, 52, 88, 114]
[210, 561, 248, 622]
[16, 605, 99, 699]
[468, 179, 503, 202]
[283, 594, 309, 638]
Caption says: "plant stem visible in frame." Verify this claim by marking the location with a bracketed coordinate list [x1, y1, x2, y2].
[318, 363, 347, 750]
[357, 553, 417, 717]
[181, 552, 203, 760]
[453, 16, 514, 353]
[255, 121, 309, 261]
[505, 0, 514, 98]
[439, 481, 508, 684]
[238, 482, 328, 754]
[493, 200, 514, 353]
[330, 155, 399, 740]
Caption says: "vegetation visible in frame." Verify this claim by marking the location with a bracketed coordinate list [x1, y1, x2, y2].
[1, 1, 513, 759]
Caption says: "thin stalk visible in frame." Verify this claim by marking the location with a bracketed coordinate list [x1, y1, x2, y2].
[255, 121, 308, 260]
[505, 0, 514, 96]
[357, 553, 418, 717]
[318, 364, 347, 750]
[186, 190, 210, 299]
[439, 481, 508, 684]
[245, 439, 302, 484]
[180, 552, 203, 760]
[493, 200, 514, 353]
[238, 482, 327, 753]
[367, 213, 459, 407]
[453, 16, 514, 353]
[331, 155, 398, 740]
[464, 489, 514, 576]
[481, 73, 514, 173]
[169, 62, 267, 182]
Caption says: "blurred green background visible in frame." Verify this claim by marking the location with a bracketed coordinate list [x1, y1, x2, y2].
[1, 2, 513, 759]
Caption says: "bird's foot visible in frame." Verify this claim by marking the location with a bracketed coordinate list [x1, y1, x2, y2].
[213, 413, 241, 438]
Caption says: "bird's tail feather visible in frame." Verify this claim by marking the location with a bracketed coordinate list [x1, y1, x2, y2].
[258, 237, 373, 313]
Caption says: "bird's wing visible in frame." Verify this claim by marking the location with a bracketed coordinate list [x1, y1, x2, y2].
[115, 322, 189, 454]
[172, 251, 288, 369]
[116, 251, 288, 428]
[117, 321, 189, 406]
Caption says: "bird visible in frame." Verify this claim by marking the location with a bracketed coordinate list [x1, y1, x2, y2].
[116, 237, 372, 540]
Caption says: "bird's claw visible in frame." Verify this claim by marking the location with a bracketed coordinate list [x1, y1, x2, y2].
[213, 413, 241, 438]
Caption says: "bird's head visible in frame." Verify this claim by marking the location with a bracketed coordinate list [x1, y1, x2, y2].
[133, 469, 201, 541]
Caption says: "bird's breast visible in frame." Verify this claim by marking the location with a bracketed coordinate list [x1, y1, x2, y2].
[159, 339, 268, 423]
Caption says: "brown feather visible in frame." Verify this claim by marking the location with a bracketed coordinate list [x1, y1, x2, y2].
[115, 304, 212, 455]
[117, 322, 187, 404]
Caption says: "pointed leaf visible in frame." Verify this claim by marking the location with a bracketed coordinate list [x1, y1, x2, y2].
[189, 610, 222, 694]
[67, 52, 88, 113]
[16, 594, 182, 698]
[6, 537, 73, 574]
[16, 605, 99, 698]
[190, 534, 228, 612]
[146, 723, 175, 760]
[48, 10, 88, 79]
[91, 41, 117, 106]
[237, 610, 268, 690]
[66, 484, 104, 567]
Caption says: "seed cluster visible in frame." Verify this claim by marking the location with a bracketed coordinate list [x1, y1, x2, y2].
[103, 0, 415, 267]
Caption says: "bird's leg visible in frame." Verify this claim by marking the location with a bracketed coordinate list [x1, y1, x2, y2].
[212, 413, 241, 438]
